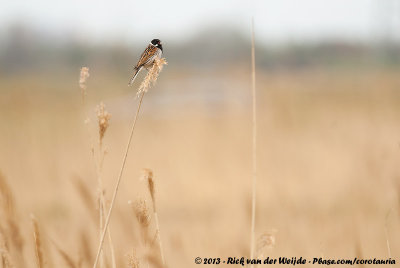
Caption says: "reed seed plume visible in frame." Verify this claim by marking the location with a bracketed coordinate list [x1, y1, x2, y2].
[79, 67, 90, 101]
[127, 250, 140, 268]
[132, 199, 151, 228]
[137, 58, 167, 97]
[96, 102, 111, 147]
[31, 214, 44, 268]
[129, 198, 152, 250]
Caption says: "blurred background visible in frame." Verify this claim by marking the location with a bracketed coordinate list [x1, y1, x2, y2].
[0, 0, 400, 267]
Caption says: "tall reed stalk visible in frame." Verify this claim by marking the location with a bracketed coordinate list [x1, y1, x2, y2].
[95, 102, 116, 268]
[93, 58, 167, 268]
[79, 67, 116, 268]
[249, 18, 257, 268]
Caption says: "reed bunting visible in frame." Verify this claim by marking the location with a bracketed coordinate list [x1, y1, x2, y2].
[128, 39, 163, 86]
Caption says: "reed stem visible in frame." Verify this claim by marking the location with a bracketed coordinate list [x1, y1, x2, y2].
[93, 91, 146, 268]
[249, 17, 257, 268]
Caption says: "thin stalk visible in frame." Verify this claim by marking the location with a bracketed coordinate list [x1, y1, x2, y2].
[154, 212, 165, 265]
[93, 91, 145, 268]
[249, 17, 257, 267]
[92, 137, 116, 268]
[102, 198, 117, 268]
[96, 148, 105, 268]
[98, 144, 116, 268]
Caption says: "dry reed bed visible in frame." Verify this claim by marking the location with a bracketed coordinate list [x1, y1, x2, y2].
[0, 68, 399, 267]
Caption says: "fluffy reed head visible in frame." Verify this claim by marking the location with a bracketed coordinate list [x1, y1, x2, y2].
[96, 102, 111, 145]
[79, 67, 90, 100]
[131, 199, 151, 228]
[137, 58, 167, 97]
[127, 250, 140, 268]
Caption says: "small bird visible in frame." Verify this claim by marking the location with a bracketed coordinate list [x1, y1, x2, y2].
[128, 39, 163, 86]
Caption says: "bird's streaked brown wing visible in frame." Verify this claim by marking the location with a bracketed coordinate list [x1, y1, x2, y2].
[135, 44, 160, 68]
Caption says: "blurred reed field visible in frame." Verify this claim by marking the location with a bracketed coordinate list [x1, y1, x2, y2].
[1, 22, 400, 267]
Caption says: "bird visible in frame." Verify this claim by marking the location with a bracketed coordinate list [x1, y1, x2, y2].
[128, 39, 163, 86]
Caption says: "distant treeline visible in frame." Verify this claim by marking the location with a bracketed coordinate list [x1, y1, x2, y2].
[1, 24, 400, 74]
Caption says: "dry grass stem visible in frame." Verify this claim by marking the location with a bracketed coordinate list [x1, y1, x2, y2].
[153, 214, 165, 266]
[249, 18, 257, 268]
[94, 101, 115, 268]
[79, 67, 90, 102]
[102, 202, 117, 268]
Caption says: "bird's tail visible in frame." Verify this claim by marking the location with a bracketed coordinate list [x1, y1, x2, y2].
[128, 67, 141, 86]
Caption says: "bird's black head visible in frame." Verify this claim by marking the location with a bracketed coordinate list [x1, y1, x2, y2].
[151, 39, 163, 51]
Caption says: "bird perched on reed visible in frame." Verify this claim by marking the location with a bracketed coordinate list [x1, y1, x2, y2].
[128, 39, 163, 86]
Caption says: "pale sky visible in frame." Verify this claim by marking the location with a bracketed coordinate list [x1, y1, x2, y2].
[1, 0, 399, 43]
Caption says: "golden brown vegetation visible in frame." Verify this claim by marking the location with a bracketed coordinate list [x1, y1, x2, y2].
[0, 65, 399, 267]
